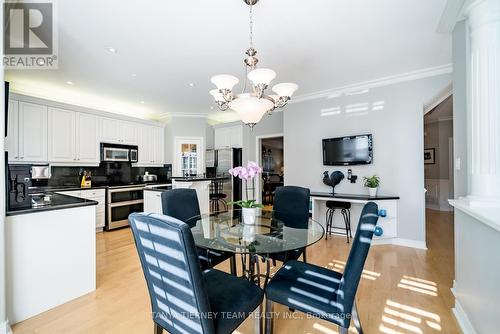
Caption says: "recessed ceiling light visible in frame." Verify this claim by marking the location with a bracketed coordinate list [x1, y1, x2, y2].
[189, 83, 195, 87]
[131, 73, 137, 77]
[106, 47, 117, 53]
[210, 106, 214, 110]
[140, 100, 145, 104]
[66, 81, 74, 85]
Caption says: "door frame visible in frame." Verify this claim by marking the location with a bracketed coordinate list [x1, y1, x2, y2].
[173, 136, 205, 177]
[255, 133, 284, 205]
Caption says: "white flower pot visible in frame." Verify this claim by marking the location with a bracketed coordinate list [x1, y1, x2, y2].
[368, 187, 378, 197]
[242, 207, 257, 225]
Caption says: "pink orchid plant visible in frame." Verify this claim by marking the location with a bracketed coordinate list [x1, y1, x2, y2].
[228, 161, 264, 209]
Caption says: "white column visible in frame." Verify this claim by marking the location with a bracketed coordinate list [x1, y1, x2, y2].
[466, 0, 500, 206]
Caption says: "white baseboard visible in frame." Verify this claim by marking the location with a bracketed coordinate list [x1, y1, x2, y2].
[452, 299, 477, 334]
[391, 238, 428, 250]
[0, 321, 12, 334]
[371, 237, 428, 250]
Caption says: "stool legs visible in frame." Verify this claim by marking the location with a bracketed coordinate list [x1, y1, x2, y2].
[326, 207, 352, 243]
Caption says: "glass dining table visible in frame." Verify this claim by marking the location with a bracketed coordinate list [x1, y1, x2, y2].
[191, 209, 324, 284]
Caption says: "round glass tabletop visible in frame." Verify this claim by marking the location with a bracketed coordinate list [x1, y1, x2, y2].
[191, 209, 324, 255]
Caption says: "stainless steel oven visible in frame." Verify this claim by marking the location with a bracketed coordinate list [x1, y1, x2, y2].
[101, 143, 139, 163]
[106, 184, 145, 230]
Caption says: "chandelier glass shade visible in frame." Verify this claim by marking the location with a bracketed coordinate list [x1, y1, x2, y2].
[209, 0, 298, 128]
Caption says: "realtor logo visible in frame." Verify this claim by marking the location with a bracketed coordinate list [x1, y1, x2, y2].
[3, 1, 58, 69]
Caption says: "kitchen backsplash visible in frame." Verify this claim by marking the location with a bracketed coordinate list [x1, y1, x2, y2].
[32, 163, 172, 187]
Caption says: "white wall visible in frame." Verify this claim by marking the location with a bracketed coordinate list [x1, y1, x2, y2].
[284, 74, 451, 243]
[161, 116, 208, 164]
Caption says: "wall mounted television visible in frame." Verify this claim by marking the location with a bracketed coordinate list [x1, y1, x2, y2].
[322, 134, 373, 166]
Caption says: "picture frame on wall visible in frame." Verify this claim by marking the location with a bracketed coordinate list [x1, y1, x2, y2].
[424, 148, 435, 164]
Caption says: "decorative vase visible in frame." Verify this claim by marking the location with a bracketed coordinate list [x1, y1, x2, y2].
[242, 207, 257, 225]
[368, 187, 378, 197]
[242, 224, 256, 242]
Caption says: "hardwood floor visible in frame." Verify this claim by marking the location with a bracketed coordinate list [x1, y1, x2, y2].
[12, 209, 459, 334]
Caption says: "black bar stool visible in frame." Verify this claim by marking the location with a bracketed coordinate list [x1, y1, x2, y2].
[325, 200, 352, 243]
[209, 180, 227, 212]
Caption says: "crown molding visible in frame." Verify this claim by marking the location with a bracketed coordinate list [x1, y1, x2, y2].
[290, 64, 453, 104]
[155, 112, 208, 120]
[437, 0, 467, 33]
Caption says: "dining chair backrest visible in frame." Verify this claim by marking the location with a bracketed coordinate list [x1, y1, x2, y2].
[336, 202, 379, 315]
[273, 186, 310, 229]
[129, 212, 215, 334]
[161, 188, 200, 228]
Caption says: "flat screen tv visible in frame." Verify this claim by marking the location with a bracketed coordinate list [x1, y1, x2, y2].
[323, 134, 373, 166]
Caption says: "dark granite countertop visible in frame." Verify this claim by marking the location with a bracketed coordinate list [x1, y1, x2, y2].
[310, 192, 400, 201]
[29, 185, 109, 193]
[6, 193, 98, 216]
[143, 185, 173, 192]
[171, 176, 230, 182]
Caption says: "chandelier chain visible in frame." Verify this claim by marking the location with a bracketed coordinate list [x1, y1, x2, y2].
[249, 4, 253, 48]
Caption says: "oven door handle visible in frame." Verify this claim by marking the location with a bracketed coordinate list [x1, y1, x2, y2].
[108, 186, 145, 193]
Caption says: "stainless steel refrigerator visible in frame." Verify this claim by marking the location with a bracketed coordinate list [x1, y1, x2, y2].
[206, 148, 242, 202]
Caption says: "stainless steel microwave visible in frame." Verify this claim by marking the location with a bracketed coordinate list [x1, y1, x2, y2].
[101, 143, 138, 163]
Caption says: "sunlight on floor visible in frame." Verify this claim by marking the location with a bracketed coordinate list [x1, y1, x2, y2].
[397, 276, 438, 296]
[379, 299, 442, 333]
[326, 259, 381, 281]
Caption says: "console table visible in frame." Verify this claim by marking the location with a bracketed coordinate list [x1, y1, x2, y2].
[310, 192, 400, 244]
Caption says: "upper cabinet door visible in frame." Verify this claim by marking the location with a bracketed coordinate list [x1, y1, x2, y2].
[228, 125, 243, 148]
[18, 102, 48, 162]
[119, 121, 138, 145]
[153, 126, 165, 164]
[214, 127, 229, 149]
[100, 117, 121, 144]
[76, 113, 99, 163]
[137, 125, 153, 164]
[6, 100, 19, 160]
[48, 107, 76, 162]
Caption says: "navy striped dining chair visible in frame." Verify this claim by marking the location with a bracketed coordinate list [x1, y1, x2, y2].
[264, 202, 379, 334]
[129, 212, 264, 334]
[161, 188, 236, 275]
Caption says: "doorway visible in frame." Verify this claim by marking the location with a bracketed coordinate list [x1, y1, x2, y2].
[423, 95, 455, 284]
[257, 136, 284, 208]
[424, 95, 454, 212]
[173, 136, 205, 177]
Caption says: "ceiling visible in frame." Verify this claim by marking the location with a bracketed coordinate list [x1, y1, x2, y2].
[425, 95, 453, 123]
[6, 0, 452, 122]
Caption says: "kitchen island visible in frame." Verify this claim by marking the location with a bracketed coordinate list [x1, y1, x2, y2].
[144, 176, 229, 214]
[6, 194, 97, 324]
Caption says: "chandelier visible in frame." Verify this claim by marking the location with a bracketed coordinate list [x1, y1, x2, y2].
[209, 0, 299, 128]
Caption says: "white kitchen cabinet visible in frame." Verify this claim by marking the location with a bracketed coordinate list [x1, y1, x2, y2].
[56, 189, 106, 230]
[135, 125, 165, 167]
[100, 118, 138, 145]
[5, 100, 19, 160]
[18, 102, 48, 162]
[48, 108, 99, 164]
[76, 113, 99, 163]
[153, 126, 165, 164]
[143, 190, 163, 214]
[214, 125, 243, 149]
[48, 107, 76, 162]
[100, 117, 120, 144]
[119, 121, 138, 145]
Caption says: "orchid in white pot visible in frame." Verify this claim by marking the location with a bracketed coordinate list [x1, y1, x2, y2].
[228, 161, 264, 224]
